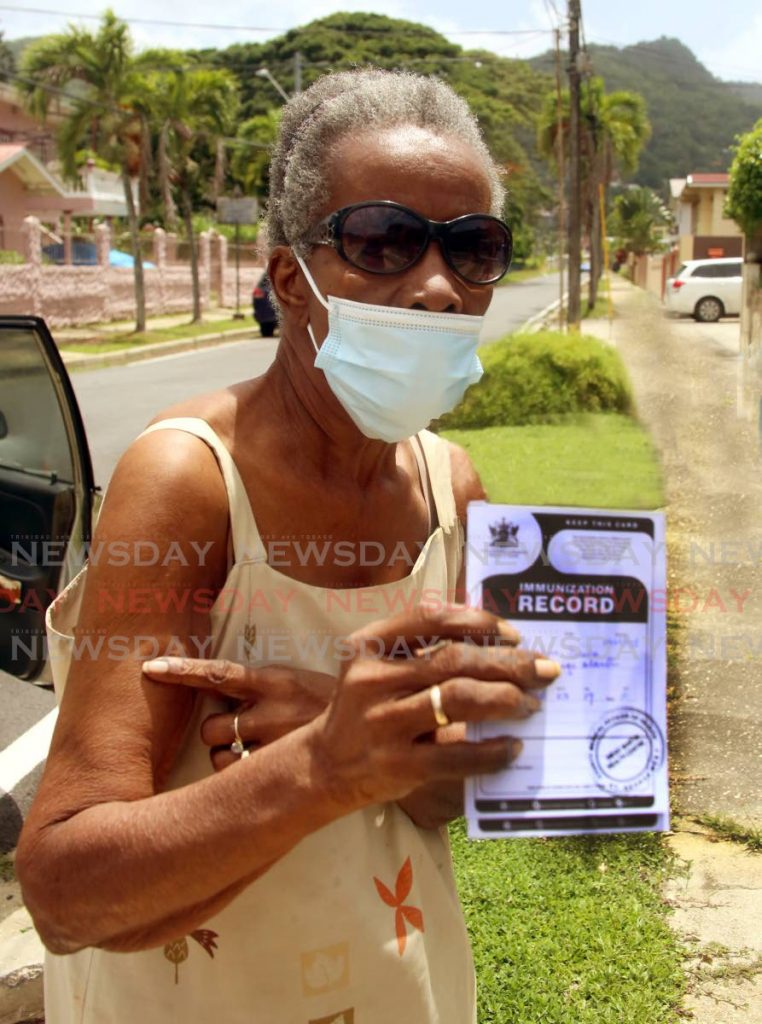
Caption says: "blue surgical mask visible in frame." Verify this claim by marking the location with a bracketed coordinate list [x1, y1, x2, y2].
[296, 256, 484, 443]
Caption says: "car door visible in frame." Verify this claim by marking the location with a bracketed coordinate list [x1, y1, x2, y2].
[721, 261, 743, 315]
[0, 316, 97, 681]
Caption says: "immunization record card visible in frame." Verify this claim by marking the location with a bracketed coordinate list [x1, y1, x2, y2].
[465, 504, 669, 839]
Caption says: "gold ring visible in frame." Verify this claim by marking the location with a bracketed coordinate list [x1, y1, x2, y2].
[429, 684, 450, 727]
[231, 712, 246, 756]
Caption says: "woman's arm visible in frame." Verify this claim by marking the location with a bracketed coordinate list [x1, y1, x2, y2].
[16, 429, 348, 953]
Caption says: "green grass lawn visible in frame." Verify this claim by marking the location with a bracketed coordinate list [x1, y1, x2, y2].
[450, 823, 685, 1024]
[443, 414, 664, 508]
[497, 262, 550, 286]
[442, 413, 683, 1022]
[61, 317, 258, 354]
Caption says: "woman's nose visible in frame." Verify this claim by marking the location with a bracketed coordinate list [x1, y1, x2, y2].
[405, 240, 463, 313]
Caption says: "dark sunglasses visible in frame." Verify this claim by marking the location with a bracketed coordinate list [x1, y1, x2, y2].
[309, 200, 512, 285]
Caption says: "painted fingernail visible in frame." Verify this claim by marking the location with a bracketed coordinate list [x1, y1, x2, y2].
[143, 658, 169, 674]
[534, 658, 561, 681]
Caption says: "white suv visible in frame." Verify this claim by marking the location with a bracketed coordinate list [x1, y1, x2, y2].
[664, 257, 743, 322]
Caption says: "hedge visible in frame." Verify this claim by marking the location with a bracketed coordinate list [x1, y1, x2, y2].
[437, 330, 633, 429]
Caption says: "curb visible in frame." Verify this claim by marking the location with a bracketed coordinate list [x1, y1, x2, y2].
[517, 297, 562, 334]
[61, 324, 265, 372]
[0, 908, 43, 1024]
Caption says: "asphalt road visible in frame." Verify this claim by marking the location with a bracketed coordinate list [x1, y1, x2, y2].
[1, 274, 561, 849]
[75, 333, 280, 488]
[482, 272, 562, 342]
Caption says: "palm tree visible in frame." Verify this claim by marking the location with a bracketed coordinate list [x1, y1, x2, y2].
[540, 77, 651, 309]
[229, 110, 281, 201]
[144, 59, 239, 322]
[582, 80, 651, 304]
[609, 187, 672, 257]
[20, 10, 148, 331]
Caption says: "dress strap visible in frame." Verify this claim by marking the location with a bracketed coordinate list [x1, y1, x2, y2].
[411, 436, 434, 534]
[416, 430, 459, 534]
[137, 417, 266, 564]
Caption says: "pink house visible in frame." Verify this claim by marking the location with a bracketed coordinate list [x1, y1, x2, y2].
[0, 83, 134, 258]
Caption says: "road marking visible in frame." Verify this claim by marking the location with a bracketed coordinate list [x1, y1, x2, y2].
[0, 708, 58, 793]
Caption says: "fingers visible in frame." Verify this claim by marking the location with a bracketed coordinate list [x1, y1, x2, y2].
[412, 737, 524, 780]
[210, 747, 257, 772]
[142, 656, 255, 698]
[347, 641, 559, 703]
[201, 694, 323, 749]
[142, 659, 337, 704]
[348, 603, 521, 656]
[201, 706, 254, 748]
[391, 679, 542, 737]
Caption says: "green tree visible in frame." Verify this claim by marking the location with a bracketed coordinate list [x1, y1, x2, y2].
[609, 187, 672, 255]
[20, 11, 148, 331]
[144, 58, 239, 322]
[229, 109, 281, 199]
[539, 76, 651, 307]
[726, 117, 762, 350]
[199, 13, 554, 258]
[726, 118, 762, 240]
[0, 31, 15, 81]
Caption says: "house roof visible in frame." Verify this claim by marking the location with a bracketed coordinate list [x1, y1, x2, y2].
[0, 143, 69, 197]
[686, 173, 730, 187]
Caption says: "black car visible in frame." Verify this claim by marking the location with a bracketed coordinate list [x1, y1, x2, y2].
[1, 316, 98, 682]
[252, 273, 278, 337]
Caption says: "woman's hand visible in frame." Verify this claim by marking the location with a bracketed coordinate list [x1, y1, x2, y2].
[305, 603, 560, 812]
[142, 603, 560, 812]
[141, 659, 335, 770]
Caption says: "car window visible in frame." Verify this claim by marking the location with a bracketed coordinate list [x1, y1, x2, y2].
[0, 326, 75, 482]
[718, 263, 743, 278]
[691, 264, 722, 278]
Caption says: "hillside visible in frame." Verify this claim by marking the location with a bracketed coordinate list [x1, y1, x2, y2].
[4, 35, 36, 62]
[531, 37, 762, 192]
[198, 13, 556, 254]
[727, 81, 762, 107]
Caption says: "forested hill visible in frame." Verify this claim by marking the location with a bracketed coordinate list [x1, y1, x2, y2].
[531, 36, 762, 191]
[198, 12, 556, 253]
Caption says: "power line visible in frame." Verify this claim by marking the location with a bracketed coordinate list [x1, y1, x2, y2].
[4, 4, 757, 82]
[0, 5, 554, 37]
[541, 0, 566, 32]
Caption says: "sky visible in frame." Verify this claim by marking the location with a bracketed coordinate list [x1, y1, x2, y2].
[1, 0, 761, 83]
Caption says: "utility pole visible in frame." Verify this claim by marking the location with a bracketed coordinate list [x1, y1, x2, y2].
[294, 51, 303, 94]
[567, 0, 582, 329]
[554, 28, 566, 329]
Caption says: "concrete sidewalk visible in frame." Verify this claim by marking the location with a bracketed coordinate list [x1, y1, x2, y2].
[582, 277, 762, 1022]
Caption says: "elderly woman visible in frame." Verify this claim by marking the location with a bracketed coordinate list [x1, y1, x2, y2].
[17, 69, 558, 1023]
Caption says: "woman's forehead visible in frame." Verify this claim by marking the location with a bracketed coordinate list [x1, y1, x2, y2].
[320, 127, 494, 220]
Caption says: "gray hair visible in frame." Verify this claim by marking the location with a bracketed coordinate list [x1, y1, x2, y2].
[263, 68, 506, 257]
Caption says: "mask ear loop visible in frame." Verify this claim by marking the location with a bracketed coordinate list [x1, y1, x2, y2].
[295, 254, 329, 355]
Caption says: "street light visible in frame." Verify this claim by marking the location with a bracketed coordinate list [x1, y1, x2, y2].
[255, 67, 290, 103]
